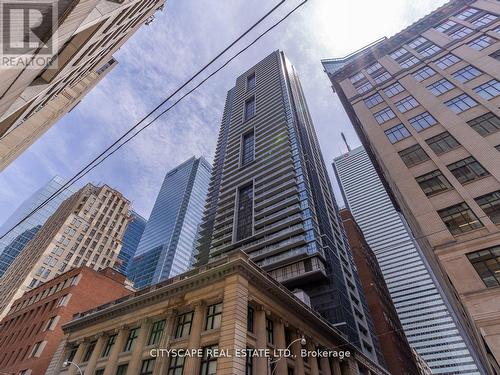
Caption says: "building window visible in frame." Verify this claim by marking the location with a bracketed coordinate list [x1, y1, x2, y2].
[445, 94, 478, 113]
[435, 20, 456, 33]
[413, 66, 436, 81]
[101, 334, 116, 357]
[455, 7, 479, 20]
[490, 49, 500, 61]
[200, 345, 218, 375]
[416, 170, 452, 196]
[244, 305, 254, 333]
[390, 47, 409, 60]
[468, 113, 500, 136]
[205, 303, 222, 330]
[123, 328, 139, 352]
[236, 184, 253, 241]
[95, 369, 104, 375]
[467, 246, 500, 287]
[266, 318, 274, 344]
[474, 79, 500, 100]
[383, 82, 405, 97]
[409, 111, 437, 131]
[246, 348, 254, 375]
[419, 44, 442, 57]
[452, 65, 481, 83]
[350, 72, 365, 84]
[44, 316, 58, 331]
[426, 132, 460, 155]
[67, 346, 78, 362]
[438, 203, 483, 235]
[116, 364, 128, 375]
[399, 55, 420, 68]
[374, 107, 396, 124]
[168, 355, 185, 375]
[30, 341, 45, 358]
[241, 130, 255, 166]
[140, 358, 155, 375]
[356, 81, 373, 94]
[447, 157, 489, 184]
[435, 54, 461, 69]
[247, 73, 256, 91]
[175, 312, 193, 338]
[468, 35, 496, 51]
[398, 144, 429, 167]
[473, 13, 498, 27]
[148, 319, 165, 346]
[427, 78, 455, 96]
[364, 93, 383, 108]
[373, 71, 391, 84]
[244, 96, 255, 120]
[385, 124, 411, 143]
[83, 340, 96, 362]
[449, 27, 474, 40]
[475, 191, 500, 224]
[396, 96, 419, 112]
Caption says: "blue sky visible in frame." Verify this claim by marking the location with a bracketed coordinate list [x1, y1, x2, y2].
[0, 0, 446, 223]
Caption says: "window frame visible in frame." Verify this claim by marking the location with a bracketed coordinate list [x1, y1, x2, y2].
[205, 303, 223, 330]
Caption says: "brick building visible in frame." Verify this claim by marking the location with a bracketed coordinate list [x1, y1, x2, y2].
[339, 209, 419, 375]
[48, 251, 389, 375]
[0, 267, 132, 375]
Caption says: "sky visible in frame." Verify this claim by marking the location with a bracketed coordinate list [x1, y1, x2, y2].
[0, 0, 447, 224]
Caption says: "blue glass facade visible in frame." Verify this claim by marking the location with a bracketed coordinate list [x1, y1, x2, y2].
[128, 157, 211, 288]
[0, 176, 76, 277]
[116, 210, 147, 276]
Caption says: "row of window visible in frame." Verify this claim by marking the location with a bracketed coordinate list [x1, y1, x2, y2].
[437, 190, 500, 236]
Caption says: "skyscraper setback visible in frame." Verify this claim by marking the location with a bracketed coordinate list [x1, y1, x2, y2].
[196, 50, 381, 362]
[128, 157, 211, 288]
[0, 176, 76, 277]
[323, 0, 500, 371]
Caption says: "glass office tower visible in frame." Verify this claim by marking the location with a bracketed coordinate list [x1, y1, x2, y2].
[334, 146, 486, 375]
[0, 176, 76, 277]
[128, 157, 211, 288]
[196, 51, 382, 362]
[116, 210, 147, 276]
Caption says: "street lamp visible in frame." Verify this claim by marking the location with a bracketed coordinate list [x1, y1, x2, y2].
[268, 335, 306, 375]
[63, 360, 83, 375]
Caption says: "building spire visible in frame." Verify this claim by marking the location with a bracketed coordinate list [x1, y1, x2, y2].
[341, 132, 351, 152]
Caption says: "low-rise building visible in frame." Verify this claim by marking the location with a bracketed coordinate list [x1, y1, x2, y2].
[0, 267, 132, 375]
[49, 251, 389, 375]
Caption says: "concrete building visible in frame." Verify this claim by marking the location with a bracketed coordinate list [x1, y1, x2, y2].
[0, 183, 131, 319]
[333, 146, 488, 374]
[128, 157, 211, 288]
[323, 0, 500, 371]
[47, 251, 389, 375]
[195, 50, 382, 363]
[0, 0, 165, 171]
[0, 266, 132, 375]
[0, 176, 76, 277]
[116, 210, 147, 276]
[339, 208, 419, 375]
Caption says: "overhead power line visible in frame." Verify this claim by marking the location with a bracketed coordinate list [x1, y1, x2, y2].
[0, 0, 309, 241]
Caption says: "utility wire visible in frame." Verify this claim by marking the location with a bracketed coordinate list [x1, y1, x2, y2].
[0, 0, 309, 241]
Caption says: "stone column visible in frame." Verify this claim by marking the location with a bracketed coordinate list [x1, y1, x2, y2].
[291, 331, 304, 375]
[126, 318, 152, 375]
[331, 358, 342, 375]
[103, 327, 128, 375]
[217, 275, 249, 375]
[183, 300, 206, 375]
[66, 341, 86, 375]
[254, 306, 268, 375]
[273, 319, 287, 375]
[307, 341, 319, 375]
[340, 358, 358, 375]
[83, 334, 106, 374]
[319, 355, 332, 375]
[152, 310, 177, 374]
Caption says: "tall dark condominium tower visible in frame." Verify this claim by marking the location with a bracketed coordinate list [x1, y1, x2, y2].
[0, 176, 76, 277]
[116, 210, 147, 276]
[128, 157, 211, 288]
[322, 0, 500, 371]
[196, 51, 381, 362]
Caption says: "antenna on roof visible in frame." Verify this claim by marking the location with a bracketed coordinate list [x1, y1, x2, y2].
[341, 132, 351, 152]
